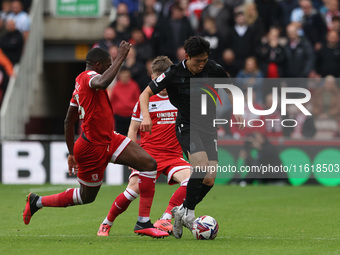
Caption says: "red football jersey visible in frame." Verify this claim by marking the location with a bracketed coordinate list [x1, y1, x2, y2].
[132, 94, 182, 156]
[70, 70, 114, 145]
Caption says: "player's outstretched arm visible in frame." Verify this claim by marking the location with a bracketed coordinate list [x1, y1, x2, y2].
[139, 86, 154, 133]
[127, 120, 141, 143]
[64, 105, 79, 175]
[91, 41, 131, 90]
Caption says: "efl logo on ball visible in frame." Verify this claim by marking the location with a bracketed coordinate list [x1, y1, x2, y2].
[192, 215, 219, 240]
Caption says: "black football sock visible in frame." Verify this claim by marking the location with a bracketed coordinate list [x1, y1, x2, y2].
[195, 183, 213, 205]
[183, 177, 204, 210]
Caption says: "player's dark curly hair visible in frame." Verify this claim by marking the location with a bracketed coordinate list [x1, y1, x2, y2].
[184, 36, 210, 58]
[86, 47, 111, 65]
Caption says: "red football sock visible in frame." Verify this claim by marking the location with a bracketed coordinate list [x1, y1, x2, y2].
[165, 185, 187, 215]
[138, 172, 156, 218]
[107, 188, 138, 222]
[41, 188, 82, 207]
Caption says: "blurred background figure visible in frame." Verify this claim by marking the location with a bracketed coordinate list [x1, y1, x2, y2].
[312, 75, 340, 139]
[200, 17, 223, 63]
[225, 7, 260, 73]
[300, 0, 327, 51]
[316, 30, 340, 78]
[109, 67, 140, 136]
[220, 49, 238, 77]
[239, 132, 288, 185]
[152, 3, 194, 61]
[283, 23, 314, 78]
[236, 56, 264, 105]
[129, 28, 153, 64]
[0, 19, 23, 65]
[256, 27, 286, 78]
[92, 27, 118, 51]
[6, 0, 30, 41]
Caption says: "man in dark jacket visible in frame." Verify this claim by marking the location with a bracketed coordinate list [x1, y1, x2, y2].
[0, 19, 23, 64]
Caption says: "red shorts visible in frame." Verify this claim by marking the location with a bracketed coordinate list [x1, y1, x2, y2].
[130, 154, 191, 185]
[75, 132, 131, 187]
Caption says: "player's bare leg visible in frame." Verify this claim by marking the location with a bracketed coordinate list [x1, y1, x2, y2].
[113, 140, 157, 171]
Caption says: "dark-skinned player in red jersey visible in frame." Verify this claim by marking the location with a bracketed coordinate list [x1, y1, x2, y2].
[22, 41, 158, 233]
[139, 36, 244, 239]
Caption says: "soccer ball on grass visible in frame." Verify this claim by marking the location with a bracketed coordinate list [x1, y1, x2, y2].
[191, 215, 219, 240]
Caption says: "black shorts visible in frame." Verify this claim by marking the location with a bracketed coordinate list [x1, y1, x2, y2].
[176, 123, 218, 161]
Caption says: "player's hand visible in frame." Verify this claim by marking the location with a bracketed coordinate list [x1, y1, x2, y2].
[140, 116, 152, 134]
[234, 114, 245, 130]
[68, 155, 78, 176]
[117, 40, 132, 59]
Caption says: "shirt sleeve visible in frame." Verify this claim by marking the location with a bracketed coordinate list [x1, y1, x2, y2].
[70, 95, 78, 107]
[131, 101, 143, 122]
[148, 67, 173, 95]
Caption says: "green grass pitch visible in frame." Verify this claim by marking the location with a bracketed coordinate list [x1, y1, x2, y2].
[1, 184, 340, 255]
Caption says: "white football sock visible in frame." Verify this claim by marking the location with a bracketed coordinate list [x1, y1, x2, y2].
[102, 217, 113, 226]
[160, 213, 172, 220]
[137, 216, 150, 223]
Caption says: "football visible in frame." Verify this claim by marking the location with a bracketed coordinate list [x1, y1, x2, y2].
[191, 215, 219, 240]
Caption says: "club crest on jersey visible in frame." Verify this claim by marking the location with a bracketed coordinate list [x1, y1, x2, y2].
[156, 73, 166, 83]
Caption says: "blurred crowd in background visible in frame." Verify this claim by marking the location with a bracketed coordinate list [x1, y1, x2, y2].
[1, 0, 340, 140]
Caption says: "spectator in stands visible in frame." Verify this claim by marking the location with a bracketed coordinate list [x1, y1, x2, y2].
[226, 8, 261, 74]
[108, 45, 119, 60]
[316, 30, 340, 77]
[92, 27, 119, 51]
[300, 0, 327, 51]
[109, 67, 140, 135]
[230, 89, 265, 139]
[6, 0, 30, 41]
[283, 23, 315, 78]
[284, 103, 316, 139]
[244, 2, 265, 40]
[112, 0, 138, 16]
[200, 17, 224, 63]
[124, 47, 150, 91]
[142, 13, 157, 40]
[0, 47, 14, 107]
[254, 0, 280, 33]
[200, 0, 233, 41]
[0, 0, 11, 21]
[220, 49, 238, 77]
[312, 75, 340, 138]
[236, 56, 264, 105]
[322, 0, 340, 30]
[110, 14, 131, 43]
[129, 28, 153, 64]
[152, 3, 194, 61]
[0, 19, 23, 65]
[313, 75, 340, 121]
[331, 15, 340, 36]
[139, 0, 162, 18]
[240, 132, 287, 185]
[264, 93, 283, 137]
[278, 0, 299, 33]
[175, 46, 186, 64]
[225, 0, 244, 8]
[256, 27, 286, 78]
[187, 0, 210, 31]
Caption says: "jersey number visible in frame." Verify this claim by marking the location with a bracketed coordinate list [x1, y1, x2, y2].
[74, 94, 85, 120]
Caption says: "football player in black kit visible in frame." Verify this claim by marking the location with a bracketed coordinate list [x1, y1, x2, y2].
[139, 36, 244, 239]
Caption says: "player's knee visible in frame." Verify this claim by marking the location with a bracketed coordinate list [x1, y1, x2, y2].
[203, 178, 215, 187]
[140, 156, 157, 171]
[82, 196, 96, 204]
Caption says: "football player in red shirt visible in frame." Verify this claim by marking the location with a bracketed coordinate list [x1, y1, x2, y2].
[23, 41, 157, 228]
[97, 56, 191, 238]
